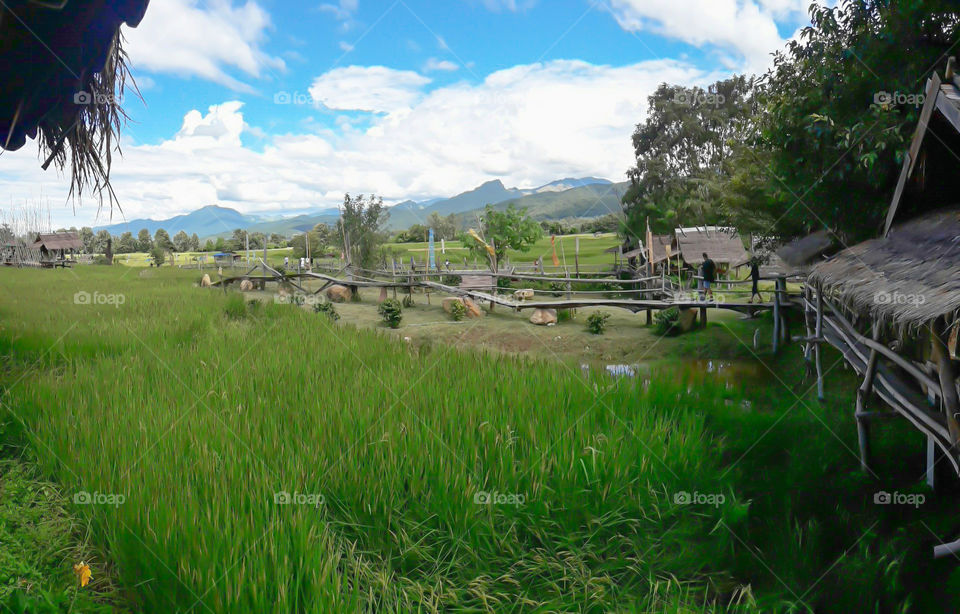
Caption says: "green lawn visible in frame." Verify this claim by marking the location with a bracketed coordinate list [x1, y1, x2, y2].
[1, 266, 957, 612]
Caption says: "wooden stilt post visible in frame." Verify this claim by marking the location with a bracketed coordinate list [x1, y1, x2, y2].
[646, 309, 652, 326]
[931, 320, 960, 444]
[803, 286, 813, 363]
[927, 435, 938, 490]
[778, 277, 789, 343]
[772, 285, 780, 354]
[699, 306, 707, 329]
[815, 286, 824, 400]
[855, 323, 881, 472]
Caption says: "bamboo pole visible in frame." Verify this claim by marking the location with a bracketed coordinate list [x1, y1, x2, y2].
[855, 324, 881, 472]
[772, 286, 780, 354]
[931, 320, 960, 444]
[815, 285, 824, 400]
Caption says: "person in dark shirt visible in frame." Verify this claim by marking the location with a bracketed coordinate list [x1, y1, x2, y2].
[749, 257, 762, 303]
[701, 252, 716, 300]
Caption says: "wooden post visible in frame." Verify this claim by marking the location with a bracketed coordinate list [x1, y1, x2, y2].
[855, 324, 881, 472]
[927, 435, 938, 490]
[392, 259, 398, 299]
[575, 236, 580, 279]
[931, 320, 960, 443]
[772, 287, 780, 354]
[803, 286, 813, 362]
[646, 309, 652, 326]
[815, 286, 824, 400]
[699, 306, 707, 329]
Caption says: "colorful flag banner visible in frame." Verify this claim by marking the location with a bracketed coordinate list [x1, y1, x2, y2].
[428, 228, 436, 270]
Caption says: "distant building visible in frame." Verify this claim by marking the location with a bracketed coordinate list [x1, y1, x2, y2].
[30, 232, 83, 261]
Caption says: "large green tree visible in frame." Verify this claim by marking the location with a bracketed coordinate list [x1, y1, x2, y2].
[623, 76, 757, 238]
[172, 230, 191, 252]
[735, 0, 960, 242]
[337, 194, 389, 270]
[461, 203, 542, 268]
[137, 228, 152, 252]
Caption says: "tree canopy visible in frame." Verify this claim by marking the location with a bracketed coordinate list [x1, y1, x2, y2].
[623, 1, 960, 245]
[461, 203, 543, 267]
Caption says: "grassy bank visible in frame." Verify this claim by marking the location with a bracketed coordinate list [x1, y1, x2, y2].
[0, 266, 957, 612]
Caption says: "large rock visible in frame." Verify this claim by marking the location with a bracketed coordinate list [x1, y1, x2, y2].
[463, 297, 484, 318]
[239, 279, 254, 292]
[514, 289, 535, 301]
[678, 308, 699, 332]
[200, 274, 212, 287]
[529, 308, 557, 325]
[326, 284, 352, 303]
[442, 297, 464, 313]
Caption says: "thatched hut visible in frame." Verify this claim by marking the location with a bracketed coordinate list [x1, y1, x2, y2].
[805, 60, 960, 501]
[30, 231, 83, 262]
[0, 0, 150, 203]
[673, 226, 749, 273]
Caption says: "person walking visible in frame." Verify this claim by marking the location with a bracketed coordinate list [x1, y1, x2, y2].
[749, 257, 762, 303]
[701, 253, 716, 300]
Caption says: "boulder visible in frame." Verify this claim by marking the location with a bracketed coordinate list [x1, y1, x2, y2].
[239, 279, 254, 292]
[442, 297, 465, 313]
[326, 284, 352, 303]
[200, 274, 212, 287]
[678, 308, 698, 332]
[462, 297, 484, 318]
[514, 288, 535, 301]
[529, 308, 557, 325]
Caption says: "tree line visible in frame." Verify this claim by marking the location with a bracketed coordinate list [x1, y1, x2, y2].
[621, 1, 960, 246]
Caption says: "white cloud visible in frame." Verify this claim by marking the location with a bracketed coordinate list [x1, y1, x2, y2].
[124, 0, 284, 91]
[1, 59, 714, 228]
[320, 0, 359, 20]
[474, 0, 537, 11]
[424, 58, 459, 72]
[606, 0, 812, 74]
[308, 66, 432, 113]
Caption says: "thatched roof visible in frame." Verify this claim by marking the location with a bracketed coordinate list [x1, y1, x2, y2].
[809, 208, 960, 329]
[884, 71, 960, 235]
[674, 226, 748, 267]
[31, 231, 83, 251]
[1, 0, 150, 205]
[776, 230, 837, 268]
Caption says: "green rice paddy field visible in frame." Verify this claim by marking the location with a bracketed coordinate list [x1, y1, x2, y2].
[1, 266, 959, 612]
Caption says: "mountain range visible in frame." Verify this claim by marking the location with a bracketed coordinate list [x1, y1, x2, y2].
[93, 177, 623, 238]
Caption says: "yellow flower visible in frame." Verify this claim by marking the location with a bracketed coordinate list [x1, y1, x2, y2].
[73, 561, 92, 587]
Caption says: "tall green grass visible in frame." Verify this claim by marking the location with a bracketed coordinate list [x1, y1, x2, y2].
[1, 267, 958, 612]
[0, 267, 746, 612]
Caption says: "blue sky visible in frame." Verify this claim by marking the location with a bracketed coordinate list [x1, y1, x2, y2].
[1, 0, 821, 229]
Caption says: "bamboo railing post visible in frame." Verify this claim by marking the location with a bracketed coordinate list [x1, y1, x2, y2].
[803, 286, 813, 363]
[931, 320, 960, 444]
[855, 323, 881, 473]
[772, 285, 780, 354]
[815, 285, 824, 400]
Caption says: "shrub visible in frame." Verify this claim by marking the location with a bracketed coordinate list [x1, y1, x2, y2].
[496, 277, 512, 290]
[654, 307, 681, 336]
[402, 294, 415, 309]
[291, 293, 306, 307]
[557, 308, 573, 323]
[450, 300, 467, 321]
[313, 301, 340, 321]
[377, 298, 403, 328]
[549, 281, 566, 297]
[586, 311, 610, 335]
[442, 274, 462, 286]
